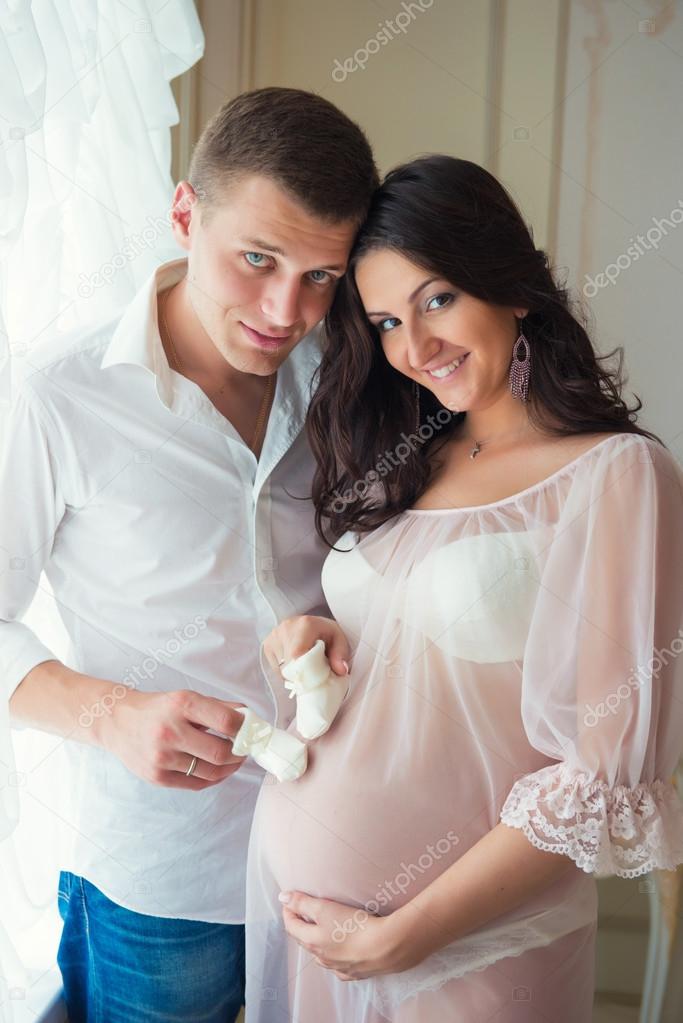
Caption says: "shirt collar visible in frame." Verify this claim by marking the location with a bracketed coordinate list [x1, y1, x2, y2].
[100, 258, 185, 407]
[100, 257, 324, 418]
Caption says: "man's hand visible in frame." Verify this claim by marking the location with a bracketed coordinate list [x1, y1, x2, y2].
[263, 615, 352, 678]
[101, 688, 248, 790]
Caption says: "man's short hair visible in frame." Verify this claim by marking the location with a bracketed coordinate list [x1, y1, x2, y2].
[188, 87, 379, 226]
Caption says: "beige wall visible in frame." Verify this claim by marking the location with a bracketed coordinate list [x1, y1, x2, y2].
[248, 0, 493, 171]
[247, 0, 565, 248]
[554, 0, 683, 457]
[174, 0, 566, 248]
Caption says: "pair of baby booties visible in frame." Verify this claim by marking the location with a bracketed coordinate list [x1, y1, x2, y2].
[231, 639, 348, 782]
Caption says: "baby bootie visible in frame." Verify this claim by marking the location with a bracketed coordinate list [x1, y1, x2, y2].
[232, 707, 308, 782]
[281, 639, 349, 740]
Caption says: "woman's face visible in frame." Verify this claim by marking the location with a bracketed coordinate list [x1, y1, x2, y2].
[355, 249, 528, 413]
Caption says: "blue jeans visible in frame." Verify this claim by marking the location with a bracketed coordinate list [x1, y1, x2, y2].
[57, 871, 245, 1022]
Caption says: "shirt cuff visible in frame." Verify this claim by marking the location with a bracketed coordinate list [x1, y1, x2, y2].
[1, 623, 57, 703]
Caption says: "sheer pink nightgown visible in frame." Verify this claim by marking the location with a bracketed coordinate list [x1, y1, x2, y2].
[245, 433, 683, 1022]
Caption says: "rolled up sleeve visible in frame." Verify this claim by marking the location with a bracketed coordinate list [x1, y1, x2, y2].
[0, 384, 65, 702]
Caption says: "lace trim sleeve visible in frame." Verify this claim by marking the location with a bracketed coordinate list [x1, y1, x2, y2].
[500, 762, 683, 879]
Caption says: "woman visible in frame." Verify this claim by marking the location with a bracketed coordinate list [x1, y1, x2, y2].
[244, 156, 683, 1022]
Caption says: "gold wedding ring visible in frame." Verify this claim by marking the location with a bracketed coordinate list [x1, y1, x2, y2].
[186, 755, 198, 777]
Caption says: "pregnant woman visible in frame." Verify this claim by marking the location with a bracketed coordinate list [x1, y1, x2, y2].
[244, 156, 683, 1022]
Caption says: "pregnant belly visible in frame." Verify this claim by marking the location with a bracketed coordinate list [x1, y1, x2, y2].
[253, 708, 468, 915]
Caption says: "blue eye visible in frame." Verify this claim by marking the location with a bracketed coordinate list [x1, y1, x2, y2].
[427, 292, 453, 310]
[377, 317, 400, 333]
[245, 252, 269, 267]
[426, 293, 453, 311]
[308, 269, 332, 284]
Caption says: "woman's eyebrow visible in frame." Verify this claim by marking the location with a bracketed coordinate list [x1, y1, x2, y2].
[367, 276, 439, 316]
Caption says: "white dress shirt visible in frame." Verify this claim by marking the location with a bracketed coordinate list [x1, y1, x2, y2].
[0, 258, 330, 922]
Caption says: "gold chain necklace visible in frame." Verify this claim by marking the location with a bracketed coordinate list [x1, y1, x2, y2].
[159, 289, 275, 454]
[250, 373, 276, 453]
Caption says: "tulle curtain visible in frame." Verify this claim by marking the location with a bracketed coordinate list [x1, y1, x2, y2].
[0, 2, 204, 1017]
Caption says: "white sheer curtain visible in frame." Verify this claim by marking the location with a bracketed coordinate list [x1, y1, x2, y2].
[0, 2, 204, 1017]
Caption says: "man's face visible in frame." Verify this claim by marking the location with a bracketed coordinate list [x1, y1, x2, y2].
[173, 174, 358, 375]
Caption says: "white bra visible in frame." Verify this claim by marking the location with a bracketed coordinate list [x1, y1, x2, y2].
[322, 526, 554, 664]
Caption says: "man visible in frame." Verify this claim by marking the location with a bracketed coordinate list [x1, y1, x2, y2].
[2, 87, 377, 1021]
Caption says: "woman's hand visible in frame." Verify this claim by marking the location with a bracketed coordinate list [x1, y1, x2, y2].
[279, 891, 420, 981]
[263, 615, 351, 678]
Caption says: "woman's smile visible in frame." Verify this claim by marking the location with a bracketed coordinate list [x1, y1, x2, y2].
[423, 351, 471, 381]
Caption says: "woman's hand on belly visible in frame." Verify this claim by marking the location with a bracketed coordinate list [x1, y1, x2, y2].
[263, 615, 352, 678]
[278, 890, 421, 981]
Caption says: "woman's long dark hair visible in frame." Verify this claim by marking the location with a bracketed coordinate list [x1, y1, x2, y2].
[307, 155, 660, 546]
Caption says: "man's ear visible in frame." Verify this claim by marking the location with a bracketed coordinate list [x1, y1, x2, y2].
[170, 181, 199, 251]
